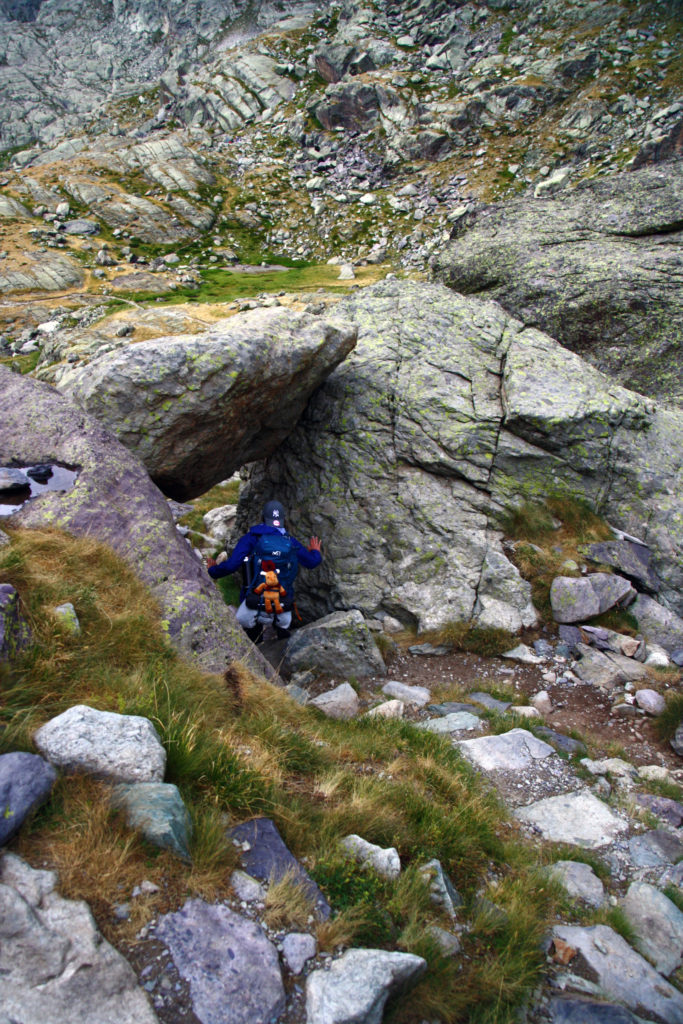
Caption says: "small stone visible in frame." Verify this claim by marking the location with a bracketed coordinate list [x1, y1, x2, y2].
[531, 691, 552, 715]
[53, 602, 80, 634]
[634, 688, 666, 715]
[364, 699, 404, 720]
[340, 834, 401, 879]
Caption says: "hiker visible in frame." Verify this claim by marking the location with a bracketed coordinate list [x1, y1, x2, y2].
[206, 499, 322, 644]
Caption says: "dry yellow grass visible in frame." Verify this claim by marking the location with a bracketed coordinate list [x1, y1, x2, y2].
[262, 868, 317, 931]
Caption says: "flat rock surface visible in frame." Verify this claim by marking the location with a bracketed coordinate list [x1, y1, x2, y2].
[515, 790, 627, 849]
[552, 923, 683, 1023]
[227, 817, 330, 920]
[156, 899, 285, 1024]
[1, 851, 158, 1024]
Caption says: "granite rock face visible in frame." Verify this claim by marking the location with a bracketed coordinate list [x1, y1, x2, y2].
[431, 164, 683, 404]
[237, 280, 683, 627]
[57, 307, 357, 501]
[0, 366, 270, 676]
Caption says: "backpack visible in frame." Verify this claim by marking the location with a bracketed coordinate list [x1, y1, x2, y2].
[244, 533, 299, 612]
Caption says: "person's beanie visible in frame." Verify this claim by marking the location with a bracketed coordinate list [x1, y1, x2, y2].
[262, 500, 285, 527]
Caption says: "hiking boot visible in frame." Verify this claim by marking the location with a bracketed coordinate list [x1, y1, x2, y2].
[245, 624, 264, 645]
[275, 625, 291, 641]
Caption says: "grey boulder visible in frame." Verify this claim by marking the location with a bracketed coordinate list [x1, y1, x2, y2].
[547, 860, 605, 908]
[0, 752, 56, 846]
[631, 593, 683, 653]
[432, 163, 683, 404]
[621, 881, 683, 976]
[310, 682, 360, 720]
[584, 538, 659, 593]
[57, 307, 357, 501]
[237, 280, 683, 629]
[305, 948, 427, 1024]
[550, 574, 636, 624]
[552, 923, 683, 1022]
[284, 610, 386, 680]
[0, 851, 158, 1023]
[34, 705, 166, 784]
[156, 899, 285, 1024]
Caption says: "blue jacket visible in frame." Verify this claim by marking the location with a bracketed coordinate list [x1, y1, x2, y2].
[208, 524, 322, 582]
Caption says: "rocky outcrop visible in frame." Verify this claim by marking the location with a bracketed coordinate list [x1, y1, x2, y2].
[0, 366, 272, 676]
[431, 164, 683, 404]
[56, 307, 357, 500]
[0, 252, 84, 294]
[237, 280, 683, 629]
[0, 1, 303, 153]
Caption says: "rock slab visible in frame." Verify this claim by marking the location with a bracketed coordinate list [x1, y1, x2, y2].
[0, 366, 270, 677]
[156, 898, 285, 1024]
[58, 307, 357, 501]
[552, 923, 683, 1023]
[515, 790, 626, 849]
[228, 817, 330, 920]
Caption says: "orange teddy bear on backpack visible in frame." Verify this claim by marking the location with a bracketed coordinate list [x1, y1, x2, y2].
[252, 560, 287, 615]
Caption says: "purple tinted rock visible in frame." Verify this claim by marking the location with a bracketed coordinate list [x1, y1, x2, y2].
[536, 727, 587, 757]
[228, 817, 330, 919]
[156, 899, 285, 1024]
[672, 649, 683, 667]
[585, 539, 659, 594]
[559, 625, 583, 646]
[628, 829, 683, 867]
[549, 997, 640, 1023]
[0, 752, 57, 845]
[636, 793, 683, 828]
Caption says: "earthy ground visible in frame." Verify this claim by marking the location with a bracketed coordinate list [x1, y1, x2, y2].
[261, 627, 682, 774]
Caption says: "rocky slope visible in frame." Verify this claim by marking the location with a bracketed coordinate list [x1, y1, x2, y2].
[1, 2, 683, 1024]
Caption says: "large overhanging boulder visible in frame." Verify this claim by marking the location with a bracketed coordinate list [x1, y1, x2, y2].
[430, 164, 683, 405]
[0, 366, 271, 677]
[56, 307, 357, 501]
[236, 280, 683, 630]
